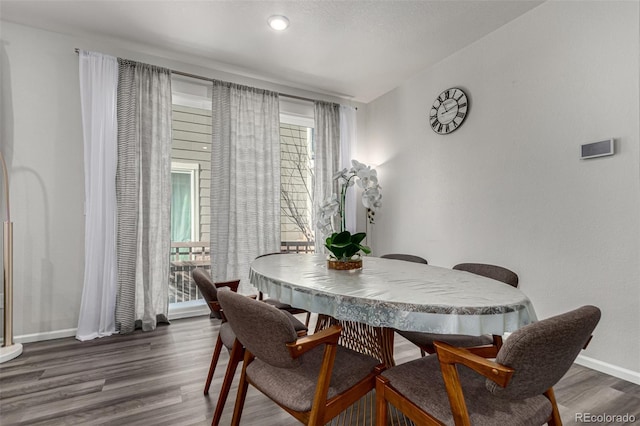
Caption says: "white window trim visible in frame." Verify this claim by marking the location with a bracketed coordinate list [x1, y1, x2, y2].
[171, 161, 200, 242]
[280, 112, 315, 128]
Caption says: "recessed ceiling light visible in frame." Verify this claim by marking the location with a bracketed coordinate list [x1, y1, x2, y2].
[268, 15, 289, 31]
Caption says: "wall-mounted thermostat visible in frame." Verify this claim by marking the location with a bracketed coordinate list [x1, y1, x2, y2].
[580, 139, 614, 160]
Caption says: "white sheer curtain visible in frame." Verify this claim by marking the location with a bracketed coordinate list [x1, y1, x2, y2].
[313, 101, 340, 244]
[210, 82, 281, 294]
[76, 50, 118, 341]
[115, 60, 172, 333]
[340, 105, 357, 233]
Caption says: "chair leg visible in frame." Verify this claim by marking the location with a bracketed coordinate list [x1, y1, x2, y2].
[544, 387, 563, 426]
[375, 375, 389, 426]
[212, 339, 244, 426]
[230, 351, 253, 426]
[205, 334, 224, 395]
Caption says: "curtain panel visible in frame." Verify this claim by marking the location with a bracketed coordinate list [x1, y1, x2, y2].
[313, 101, 341, 245]
[210, 81, 281, 294]
[76, 50, 119, 341]
[340, 105, 357, 233]
[115, 59, 172, 333]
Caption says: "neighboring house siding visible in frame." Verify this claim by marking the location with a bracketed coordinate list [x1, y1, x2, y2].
[171, 104, 212, 242]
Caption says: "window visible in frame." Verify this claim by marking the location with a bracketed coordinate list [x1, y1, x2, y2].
[279, 122, 315, 253]
[168, 83, 317, 316]
[279, 98, 316, 253]
[169, 77, 212, 313]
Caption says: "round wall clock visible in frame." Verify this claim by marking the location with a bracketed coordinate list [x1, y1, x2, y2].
[429, 87, 468, 135]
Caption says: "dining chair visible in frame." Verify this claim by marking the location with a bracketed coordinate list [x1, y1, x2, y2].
[256, 252, 312, 327]
[397, 263, 519, 355]
[453, 262, 519, 287]
[191, 268, 308, 425]
[217, 288, 385, 426]
[376, 305, 601, 426]
[380, 253, 428, 264]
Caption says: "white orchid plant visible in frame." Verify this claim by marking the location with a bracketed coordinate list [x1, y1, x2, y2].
[317, 160, 382, 261]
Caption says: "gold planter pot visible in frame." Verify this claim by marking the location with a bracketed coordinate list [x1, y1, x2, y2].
[327, 258, 363, 271]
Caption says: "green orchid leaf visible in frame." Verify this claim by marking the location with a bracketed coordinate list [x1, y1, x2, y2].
[351, 232, 367, 245]
[357, 244, 372, 255]
[332, 231, 352, 245]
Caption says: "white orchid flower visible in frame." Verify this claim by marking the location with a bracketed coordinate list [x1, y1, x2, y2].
[356, 168, 378, 189]
[319, 194, 340, 217]
[351, 159, 367, 173]
[318, 160, 383, 236]
[362, 186, 382, 210]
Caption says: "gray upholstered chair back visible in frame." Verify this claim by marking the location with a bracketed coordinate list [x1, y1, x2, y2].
[453, 263, 519, 287]
[217, 289, 300, 369]
[380, 254, 428, 264]
[487, 305, 601, 399]
[192, 268, 219, 305]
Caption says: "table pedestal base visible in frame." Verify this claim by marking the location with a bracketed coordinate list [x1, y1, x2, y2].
[315, 315, 396, 367]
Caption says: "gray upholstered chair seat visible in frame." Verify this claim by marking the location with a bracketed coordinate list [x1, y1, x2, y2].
[262, 298, 290, 309]
[262, 298, 312, 328]
[219, 322, 236, 350]
[382, 354, 552, 425]
[281, 310, 309, 333]
[246, 344, 380, 412]
[397, 330, 493, 349]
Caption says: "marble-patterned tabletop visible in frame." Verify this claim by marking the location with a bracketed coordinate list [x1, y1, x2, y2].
[250, 253, 538, 336]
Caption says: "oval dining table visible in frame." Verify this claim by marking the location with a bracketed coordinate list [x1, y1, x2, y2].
[250, 253, 538, 367]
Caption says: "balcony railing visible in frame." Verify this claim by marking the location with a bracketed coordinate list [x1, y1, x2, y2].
[169, 241, 315, 305]
[169, 242, 211, 304]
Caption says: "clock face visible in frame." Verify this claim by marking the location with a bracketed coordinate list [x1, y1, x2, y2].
[429, 88, 468, 135]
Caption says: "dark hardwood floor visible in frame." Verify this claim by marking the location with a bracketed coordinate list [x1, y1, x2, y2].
[1, 315, 638, 425]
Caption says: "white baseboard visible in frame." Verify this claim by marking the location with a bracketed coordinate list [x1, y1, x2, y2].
[11, 328, 78, 344]
[0, 306, 208, 346]
[575, 354, 640, 385]
[168, 301, 209, 320]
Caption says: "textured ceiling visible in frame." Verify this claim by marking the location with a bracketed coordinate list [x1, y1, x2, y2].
[0, 0, 543, 102]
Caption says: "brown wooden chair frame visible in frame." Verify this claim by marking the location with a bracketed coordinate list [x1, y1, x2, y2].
[415, 334, 504, 356]
[203, 279, 240, 396]
[376, 341, 570, 426]
[231, 324, 385, 426]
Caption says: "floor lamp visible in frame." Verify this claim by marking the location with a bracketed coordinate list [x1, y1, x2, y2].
[0, 150, 22, 363]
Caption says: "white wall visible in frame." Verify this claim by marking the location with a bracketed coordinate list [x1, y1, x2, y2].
[0, 20, 364, 341]
[364, 1, 640, 379]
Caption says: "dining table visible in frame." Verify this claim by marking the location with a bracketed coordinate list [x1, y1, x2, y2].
[249, 253, 538, 367]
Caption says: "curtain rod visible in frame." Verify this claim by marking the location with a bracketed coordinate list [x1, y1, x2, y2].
[172, 70, 320, 104]
[74, 48, 343, 106]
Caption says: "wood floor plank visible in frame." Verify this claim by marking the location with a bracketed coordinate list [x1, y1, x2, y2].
[1, 315, 638, 425]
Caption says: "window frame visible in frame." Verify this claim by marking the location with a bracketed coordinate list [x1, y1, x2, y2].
[171, 161, 201, 242]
